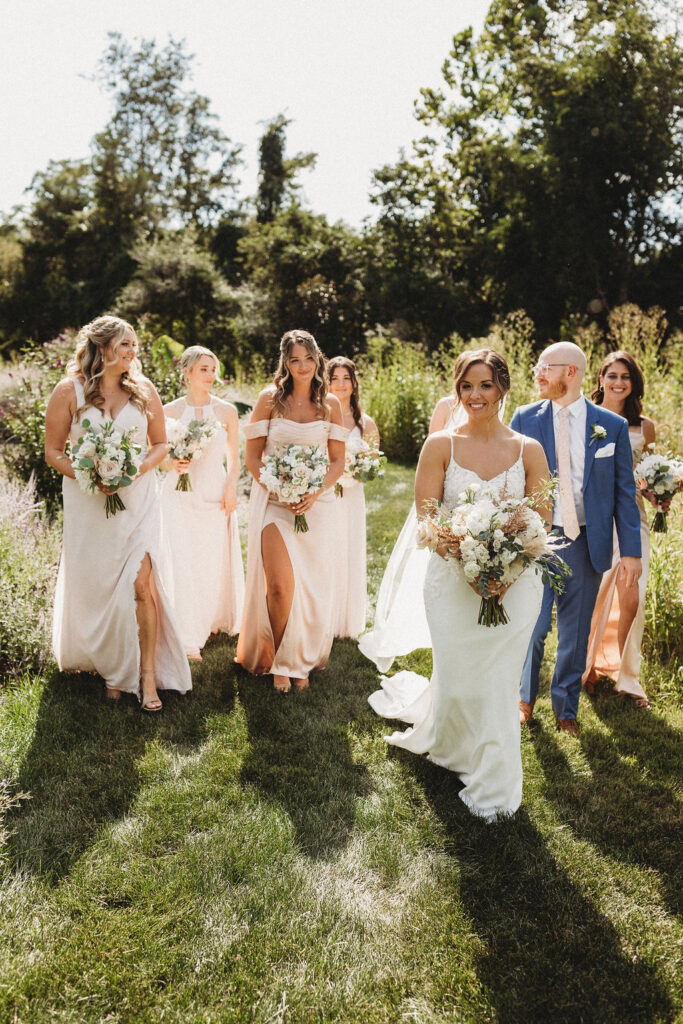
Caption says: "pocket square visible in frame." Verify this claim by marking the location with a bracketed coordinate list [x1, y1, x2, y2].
[595, 442, 615, 458]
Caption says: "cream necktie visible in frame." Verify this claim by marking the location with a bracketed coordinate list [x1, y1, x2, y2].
[556, 407, 581, 540]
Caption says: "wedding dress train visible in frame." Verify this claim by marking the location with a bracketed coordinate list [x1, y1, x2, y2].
[368, 440, 542, 820]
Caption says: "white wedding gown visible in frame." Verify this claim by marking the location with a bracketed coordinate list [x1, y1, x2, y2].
[368, 439, 543, 821]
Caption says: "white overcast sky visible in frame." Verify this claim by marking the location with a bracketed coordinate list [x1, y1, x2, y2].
[1, 0, 489, 226]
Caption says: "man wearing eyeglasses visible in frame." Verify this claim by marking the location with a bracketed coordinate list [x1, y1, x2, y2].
[510, 341, 641, 735]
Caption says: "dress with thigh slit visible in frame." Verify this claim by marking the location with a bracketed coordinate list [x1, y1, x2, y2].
[583, 426, 650, 699]
[236, 417, 347, 677]
[52, 378, 192, 696]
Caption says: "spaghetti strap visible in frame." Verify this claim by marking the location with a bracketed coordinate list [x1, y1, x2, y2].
[450, 433, 456, 463]
[518, 435, 525, 458]
[72, 378, 85, 409]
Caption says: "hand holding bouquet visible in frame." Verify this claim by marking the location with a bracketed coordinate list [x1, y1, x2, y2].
[335, 438, 387, 497]
[416, 483, 570, 627]
[634, 447, 683, 533]
[71, 418, 142, 518]
[260, 442, 328, 533]
[165, 417, 219, 491]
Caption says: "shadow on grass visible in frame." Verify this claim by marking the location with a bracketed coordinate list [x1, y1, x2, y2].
[531, 703, 682, 918]
[238, 638, 372, 859]
[6, 635, 237, 880]
[402, 751, 673, 1024]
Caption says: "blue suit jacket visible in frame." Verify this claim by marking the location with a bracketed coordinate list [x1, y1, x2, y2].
[510, 398, 641, 573]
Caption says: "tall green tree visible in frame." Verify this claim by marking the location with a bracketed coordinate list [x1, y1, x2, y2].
[255, 114, 316, 223]
[92, 33, 242, 234]
[372, 0, 683, 340]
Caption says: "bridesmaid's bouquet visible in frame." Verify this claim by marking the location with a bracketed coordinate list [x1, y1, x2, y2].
[417, 484, 570, 627]
[71, 419, 142, 518]
[165, 417, 219, 491]
[260, 443, 328, 533]
[634, 448, 683, 533]
[335, 439, 387, 497]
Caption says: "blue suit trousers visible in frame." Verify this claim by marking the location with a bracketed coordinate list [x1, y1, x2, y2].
[520, 528, 602, 721]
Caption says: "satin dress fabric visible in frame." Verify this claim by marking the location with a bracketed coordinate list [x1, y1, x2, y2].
[584, 427, 650, 699]
[236, 417, 348, 678]
[52, 378, 192, 696]
[159, 398, 244, 656]
[332, 418, 372, 639]
[368, 440, 543, 821]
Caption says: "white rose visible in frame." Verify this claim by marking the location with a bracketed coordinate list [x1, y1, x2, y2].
[416, 518, 439, 552]
[96, 458, 121, 483]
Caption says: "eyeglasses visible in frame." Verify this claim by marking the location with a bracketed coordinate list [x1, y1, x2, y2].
[532, 362, 571, 377]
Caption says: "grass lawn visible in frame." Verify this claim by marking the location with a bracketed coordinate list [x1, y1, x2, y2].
[0, 462, 680, 1023]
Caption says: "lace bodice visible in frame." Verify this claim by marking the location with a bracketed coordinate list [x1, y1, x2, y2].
[442, 440, 526, 510]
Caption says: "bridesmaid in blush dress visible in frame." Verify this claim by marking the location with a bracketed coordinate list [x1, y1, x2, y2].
[45, 316, 191, 711]
[159, 346, 244, 660]
[236, 330, 347, 693]
[328, 356, 379, 639]
[583, 351, 661, 709]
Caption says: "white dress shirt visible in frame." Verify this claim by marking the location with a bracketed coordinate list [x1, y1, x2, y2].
[552, 395, 587, 528]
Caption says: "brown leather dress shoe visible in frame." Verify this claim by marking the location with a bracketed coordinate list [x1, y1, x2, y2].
[519, 699, 535, 725]
[555, 716, 580, 736]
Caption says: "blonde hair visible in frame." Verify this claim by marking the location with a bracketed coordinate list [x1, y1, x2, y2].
[272, 329, 328, 419]
[180, 345, 221, 385]
[67, 315, 149, 417]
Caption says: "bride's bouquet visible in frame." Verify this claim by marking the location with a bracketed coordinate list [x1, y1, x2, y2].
[165, 417, 219, 491]
[260, 443, 328, 533]
[633, 447, 683, 533]
[71, 418, 142, 518]
[335, 439, 387, 497]
[417, 483, 570, 627]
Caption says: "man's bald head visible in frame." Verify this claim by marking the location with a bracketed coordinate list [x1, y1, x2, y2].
[540, 342, 587, 380]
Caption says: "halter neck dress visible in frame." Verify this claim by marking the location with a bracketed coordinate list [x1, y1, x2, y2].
[159, 397, 244, 657]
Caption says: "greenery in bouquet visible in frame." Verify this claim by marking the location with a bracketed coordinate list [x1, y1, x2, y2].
[71, 419, 142, 518]
[417, 481, 570, 627]
[335, 439, 387, 497]
[634, 447, 683, 533]
[165, 416, 219, 491]
[259, 442, 328, 533]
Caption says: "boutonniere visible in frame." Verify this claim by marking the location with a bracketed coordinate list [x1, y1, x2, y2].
[590, 424, 607, 445]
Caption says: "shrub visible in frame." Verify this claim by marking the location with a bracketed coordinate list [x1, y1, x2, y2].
[0, 476, 60, 679]
[356, 332, 441, 462]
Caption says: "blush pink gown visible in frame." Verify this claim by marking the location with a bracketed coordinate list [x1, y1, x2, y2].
[583, 426, 650, 700]
[236, 417, 348, 678]
[159, 397, 244, 657]
[332, 418, 372, 638]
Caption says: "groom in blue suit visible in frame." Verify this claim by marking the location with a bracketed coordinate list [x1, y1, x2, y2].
[511, 342, 642, 734]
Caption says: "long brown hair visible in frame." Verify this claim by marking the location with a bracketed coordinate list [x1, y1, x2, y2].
[591, 350, 644, 427]
[328, 355, 364, 432]
[452, 348, 510, 407]
[67, 315, 149, 418]
[272, 329, 328, 419]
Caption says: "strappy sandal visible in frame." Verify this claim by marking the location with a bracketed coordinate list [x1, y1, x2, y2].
[140, 668, 163, 712]
[629, 695, 651, 710]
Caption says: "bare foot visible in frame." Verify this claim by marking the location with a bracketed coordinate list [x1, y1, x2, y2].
[140, 668, 163, 712]
[187, 651, 203, 662]
[292, 677, 309, 692]
[105, 687, 122, 702]
[273, 675, 291, 694]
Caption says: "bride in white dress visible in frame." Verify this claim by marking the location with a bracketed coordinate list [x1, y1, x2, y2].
[159, 346, 244, 660]
[368, 349, 550, 820]
[45, 316, 191, 710]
